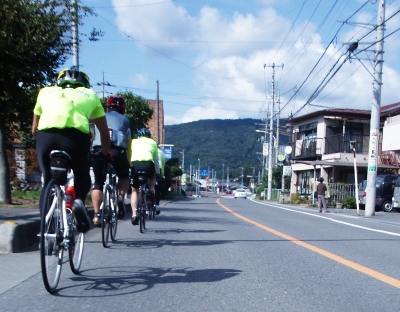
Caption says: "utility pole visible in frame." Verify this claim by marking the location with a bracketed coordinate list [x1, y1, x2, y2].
[365, 0, 385, 217]
[227, 167, 229, 189]
[222, 164, 225, 192]
[180, 149, 185, 171]
[264, 63, 284, 200]
[156, 80, 160, 144]
[276, 97, 280, 164]
[72, 0, 79, 69]
[97, 72, 115, 99]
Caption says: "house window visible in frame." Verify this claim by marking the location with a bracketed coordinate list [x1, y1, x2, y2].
[299, 171, 312, 195]
[298, 122, 317, 140]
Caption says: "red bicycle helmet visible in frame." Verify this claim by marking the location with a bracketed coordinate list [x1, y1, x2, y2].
[106, 95, 126, 109]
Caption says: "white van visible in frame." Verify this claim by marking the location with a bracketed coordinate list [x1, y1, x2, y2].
[392, 176, 400, 212]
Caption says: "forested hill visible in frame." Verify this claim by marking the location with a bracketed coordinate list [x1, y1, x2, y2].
[164, 118, 289, 176]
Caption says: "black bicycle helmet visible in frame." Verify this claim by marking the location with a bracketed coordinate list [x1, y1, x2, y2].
[137, 128, 151, 138]
[57, 68, 90, 88]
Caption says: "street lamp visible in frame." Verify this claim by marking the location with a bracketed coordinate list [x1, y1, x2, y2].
[241, 167, 244, 187]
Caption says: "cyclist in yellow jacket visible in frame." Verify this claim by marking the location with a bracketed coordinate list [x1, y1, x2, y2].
[32, 68, 110, 233]
[128, 128, 159, 225]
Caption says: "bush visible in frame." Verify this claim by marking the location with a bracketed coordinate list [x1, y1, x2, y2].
[343, 197, 356, 209]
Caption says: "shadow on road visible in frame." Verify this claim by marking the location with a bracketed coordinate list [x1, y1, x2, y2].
[55, 266, 241, 297]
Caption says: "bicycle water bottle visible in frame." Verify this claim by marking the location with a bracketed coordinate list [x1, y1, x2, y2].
[65, 173, 75, 212]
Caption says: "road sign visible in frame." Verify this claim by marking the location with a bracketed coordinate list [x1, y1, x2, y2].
[263, 143, 269, 156]
[161, 147, 172, 159]
[200, 169, 209, 177]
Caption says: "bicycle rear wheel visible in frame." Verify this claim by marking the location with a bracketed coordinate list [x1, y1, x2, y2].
[101, 185, 111, 247]
[40, 179, 64, 293]
[110, 186, 118, 241]
[139, 189, 145, 233]
[69, 214, 85, 274]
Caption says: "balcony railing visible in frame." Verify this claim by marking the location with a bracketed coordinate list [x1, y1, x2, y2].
[290, 134, 370, 159]
[324, 134, 368, 154]
[290, 138, 323, 159]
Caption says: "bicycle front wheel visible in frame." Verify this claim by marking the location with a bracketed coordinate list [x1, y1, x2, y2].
[110, 187, 118, 241]
[40, 179, 64, 293]
[102, 185, 111, 248]
[69, 215, 85, 274]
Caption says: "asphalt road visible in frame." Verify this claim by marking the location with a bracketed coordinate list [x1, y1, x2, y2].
[1, 194, 400, 311]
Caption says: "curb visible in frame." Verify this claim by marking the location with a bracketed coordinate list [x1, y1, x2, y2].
[0, 208, 96, 254]
[0, 219, 41, 253]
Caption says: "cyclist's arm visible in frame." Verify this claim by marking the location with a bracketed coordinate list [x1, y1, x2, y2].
[32, 113, 40, 138]
[93, 115, 110, 155]
[154, 156, 160, 174]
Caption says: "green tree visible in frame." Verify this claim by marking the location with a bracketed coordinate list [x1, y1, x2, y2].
[0, 0, 95, 203]
[119, 91, 154, 134]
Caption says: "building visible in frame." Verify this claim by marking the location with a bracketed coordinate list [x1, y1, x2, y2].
[145, 99, 164, 145]
[286, 106, 400, 198]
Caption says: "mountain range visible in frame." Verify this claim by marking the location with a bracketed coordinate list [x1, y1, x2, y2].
[164, 118, 289, 178]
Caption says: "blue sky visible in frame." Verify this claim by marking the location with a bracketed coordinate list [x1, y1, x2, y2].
[69, 0, 400, 125]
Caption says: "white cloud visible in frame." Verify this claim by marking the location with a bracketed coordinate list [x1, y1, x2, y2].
[129, 73, 148, 87]
[112, 0, 400, 123]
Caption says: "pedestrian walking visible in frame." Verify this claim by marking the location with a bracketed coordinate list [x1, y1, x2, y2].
[317, 177, 330, 213]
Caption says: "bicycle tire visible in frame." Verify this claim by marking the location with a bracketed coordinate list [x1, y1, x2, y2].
[139, 188, 145, 233]
[110, 185, 118, 241]
[101, 185, 111, 247]
[40, 179, 64, 293]
[69, 214, 85, 274]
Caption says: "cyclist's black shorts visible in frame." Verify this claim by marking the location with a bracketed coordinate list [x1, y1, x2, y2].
[130, 161, 155, 188]
[36, 128, 91, 203]
[92, 146, 130, 190]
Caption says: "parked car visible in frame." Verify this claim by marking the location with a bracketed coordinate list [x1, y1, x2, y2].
[358, 180, 367, 206]
[362, 174, 398, 212]
[235, 189, 247, 199]
[225, 189, 232, 194]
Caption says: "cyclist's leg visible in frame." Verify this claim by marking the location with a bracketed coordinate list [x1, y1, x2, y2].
[154, 178, 161, 214]
[130, 161, 143, 225]
[35, 130, 59, 211]
[91, 147, 107, 225]
[112, 148, 130, 218]
[61, 129, 92, 232]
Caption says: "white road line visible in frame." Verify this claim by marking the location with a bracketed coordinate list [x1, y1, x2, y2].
[249, 198, 400, 237]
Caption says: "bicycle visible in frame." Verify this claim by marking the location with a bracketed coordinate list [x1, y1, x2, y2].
[39, 150, 84, 293]
[92, 152, 119, 248]
[136, 170, 152, 233]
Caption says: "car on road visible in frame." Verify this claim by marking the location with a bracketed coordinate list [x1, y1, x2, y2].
[235, 189, 247, 199]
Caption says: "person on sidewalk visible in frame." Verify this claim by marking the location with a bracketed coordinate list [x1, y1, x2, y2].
[317, 177, 330, 213]
[32, 68, 110, 233]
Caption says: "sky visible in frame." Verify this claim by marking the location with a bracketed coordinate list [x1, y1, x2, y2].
[69, 0, 400, 125]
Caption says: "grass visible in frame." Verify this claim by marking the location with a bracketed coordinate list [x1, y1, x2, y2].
[11, 189, 41, 201]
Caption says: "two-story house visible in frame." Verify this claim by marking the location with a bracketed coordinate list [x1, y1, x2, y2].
[286, 107, 400, 199]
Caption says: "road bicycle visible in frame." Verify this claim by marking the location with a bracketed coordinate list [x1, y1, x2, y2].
[136, 171, 153, 233]
[39, 150, 84, 293]
[100, 157, 119, 248]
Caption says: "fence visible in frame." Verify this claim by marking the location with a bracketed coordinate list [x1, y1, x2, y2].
[326, 183, 356, 206]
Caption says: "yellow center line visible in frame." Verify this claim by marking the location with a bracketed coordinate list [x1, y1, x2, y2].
[216, 198, 400, 289]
